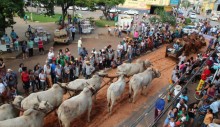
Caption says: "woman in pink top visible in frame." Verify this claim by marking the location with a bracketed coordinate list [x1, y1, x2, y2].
[134, 31, 139, 39]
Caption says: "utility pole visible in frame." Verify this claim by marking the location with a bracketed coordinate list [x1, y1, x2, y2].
[31, 0, 33, 21]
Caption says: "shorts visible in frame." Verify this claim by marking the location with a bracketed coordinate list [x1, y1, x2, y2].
[39, 48, 44, 52]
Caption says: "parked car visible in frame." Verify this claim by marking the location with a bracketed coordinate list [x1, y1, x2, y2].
[109, 8, 121, 13]
[189, 13, 196, 19]
[210, 16, 219, 21]
[81, 7, 89, 11]
[182, 25, 198, 34]
[124, 9, 139, 15]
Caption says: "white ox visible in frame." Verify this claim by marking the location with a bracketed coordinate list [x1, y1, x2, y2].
[0, 104, 20, 121]
[0, 95, 53, 121]
[107, 74, 126, 115]
[0, 96, 24, 121]
[129, 68, 161, 103]
[57, 87, 94, 127]
[0, 109, 46, 127]
[20, 83, 66, 110]
[117, 59, 152, 76]
[66, 71, 107, 98]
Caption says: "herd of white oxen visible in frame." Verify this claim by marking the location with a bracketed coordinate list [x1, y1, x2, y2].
[0, 59, 161, 127]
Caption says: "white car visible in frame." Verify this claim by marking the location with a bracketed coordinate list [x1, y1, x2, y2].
[189, 13, 196, 19]
[109, 8, 121, 13]
[210, 16, 219, 21]
[124, 9, 139, 15]
[182, 25, 198, 34]
[81, 7, 89, 11]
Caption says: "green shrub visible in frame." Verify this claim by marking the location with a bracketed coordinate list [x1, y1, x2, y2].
[185, 18, 191, 25]
[95, 20, 115, 27]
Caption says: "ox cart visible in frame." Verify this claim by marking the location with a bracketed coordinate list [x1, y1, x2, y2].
[165, 43, 184, 59]
[54, 29, 70, 44]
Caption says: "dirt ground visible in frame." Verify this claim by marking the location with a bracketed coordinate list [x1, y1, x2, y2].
[43, 45, 177, 127]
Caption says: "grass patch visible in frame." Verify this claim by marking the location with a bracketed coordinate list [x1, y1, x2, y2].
[95, 20, 115, 27]
[25, 12, 63, 23]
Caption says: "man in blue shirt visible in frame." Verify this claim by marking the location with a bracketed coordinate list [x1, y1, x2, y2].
[155, 94, 166, 119]
[10, 30, 18, 42]
[69, 26, 76, 41]
[194, 99, 210, 126]
[4, 34, 11, 49]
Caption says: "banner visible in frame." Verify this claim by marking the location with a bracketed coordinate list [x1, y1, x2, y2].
[170, 0, 179, 5]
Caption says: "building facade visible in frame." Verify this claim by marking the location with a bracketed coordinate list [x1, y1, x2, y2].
[120, 0, 180, 14]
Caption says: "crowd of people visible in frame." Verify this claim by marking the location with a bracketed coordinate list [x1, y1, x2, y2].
[154, 35, 220, 127]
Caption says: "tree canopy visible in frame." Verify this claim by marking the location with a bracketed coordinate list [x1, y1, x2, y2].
[95, 0, 125, 19]
[0, 0, 25, 36]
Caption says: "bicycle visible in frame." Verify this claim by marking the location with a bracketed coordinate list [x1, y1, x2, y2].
[194, 88, 206, 101]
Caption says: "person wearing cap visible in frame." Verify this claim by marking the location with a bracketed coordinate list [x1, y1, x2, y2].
[5, 69, 17, 89]
[155, 94, 166, 119]
[85, 61, 95, 79]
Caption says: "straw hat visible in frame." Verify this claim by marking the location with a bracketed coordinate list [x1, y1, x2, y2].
[174, 85, 182, 96]
[158, 93, 166, 99]
[86, 61, 90, 64]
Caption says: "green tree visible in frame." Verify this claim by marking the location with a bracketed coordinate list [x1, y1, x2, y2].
[181, 0, 191, 9]
[0, 0, 25, 36]
[56, 0, 87, 26]
[95, 0, 125, 20]
[39, 0, 55, 16]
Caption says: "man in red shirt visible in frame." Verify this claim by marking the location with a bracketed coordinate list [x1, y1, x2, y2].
[21, 67, 30, 95]
[196, 66, 211, 91]
[38, 39, 44, 55]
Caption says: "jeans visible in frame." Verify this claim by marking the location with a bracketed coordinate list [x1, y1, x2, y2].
[128, 53, 132, 63]
[78, 47, 81, 55]
[40, 81, 46, 91]
[30, 80, 36, 92]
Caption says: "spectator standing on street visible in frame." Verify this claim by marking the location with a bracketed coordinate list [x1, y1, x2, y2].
[85, 61, 95, 79]
[39, 69, 46, 91]
[155, 94, 166, 119]
[0, 58, 6, 79]
[118, 26, 122, 38]
[67, 14, 71, 24]
[38, 38, 44, 55]
[10, 30, 18, 43]
[70, 26, 76, 41]
[202, 109, 213, 127]
[21, 67, 30, 96]
[21, 41, 28, 59]
[28, 39, 34, 57]
[4, 34, 11, 50]
[29, 70, 36, 92]
[55, 64, 62, 83]
[78, 38, 82, 55]
[47, 48, 54, 64]
[45, 64, 52, 88]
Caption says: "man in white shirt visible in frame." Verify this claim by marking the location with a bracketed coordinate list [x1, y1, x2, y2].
[78, 38, 82, 55]
[117, 42, 123, 59]
[47, 48, 54, 63]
